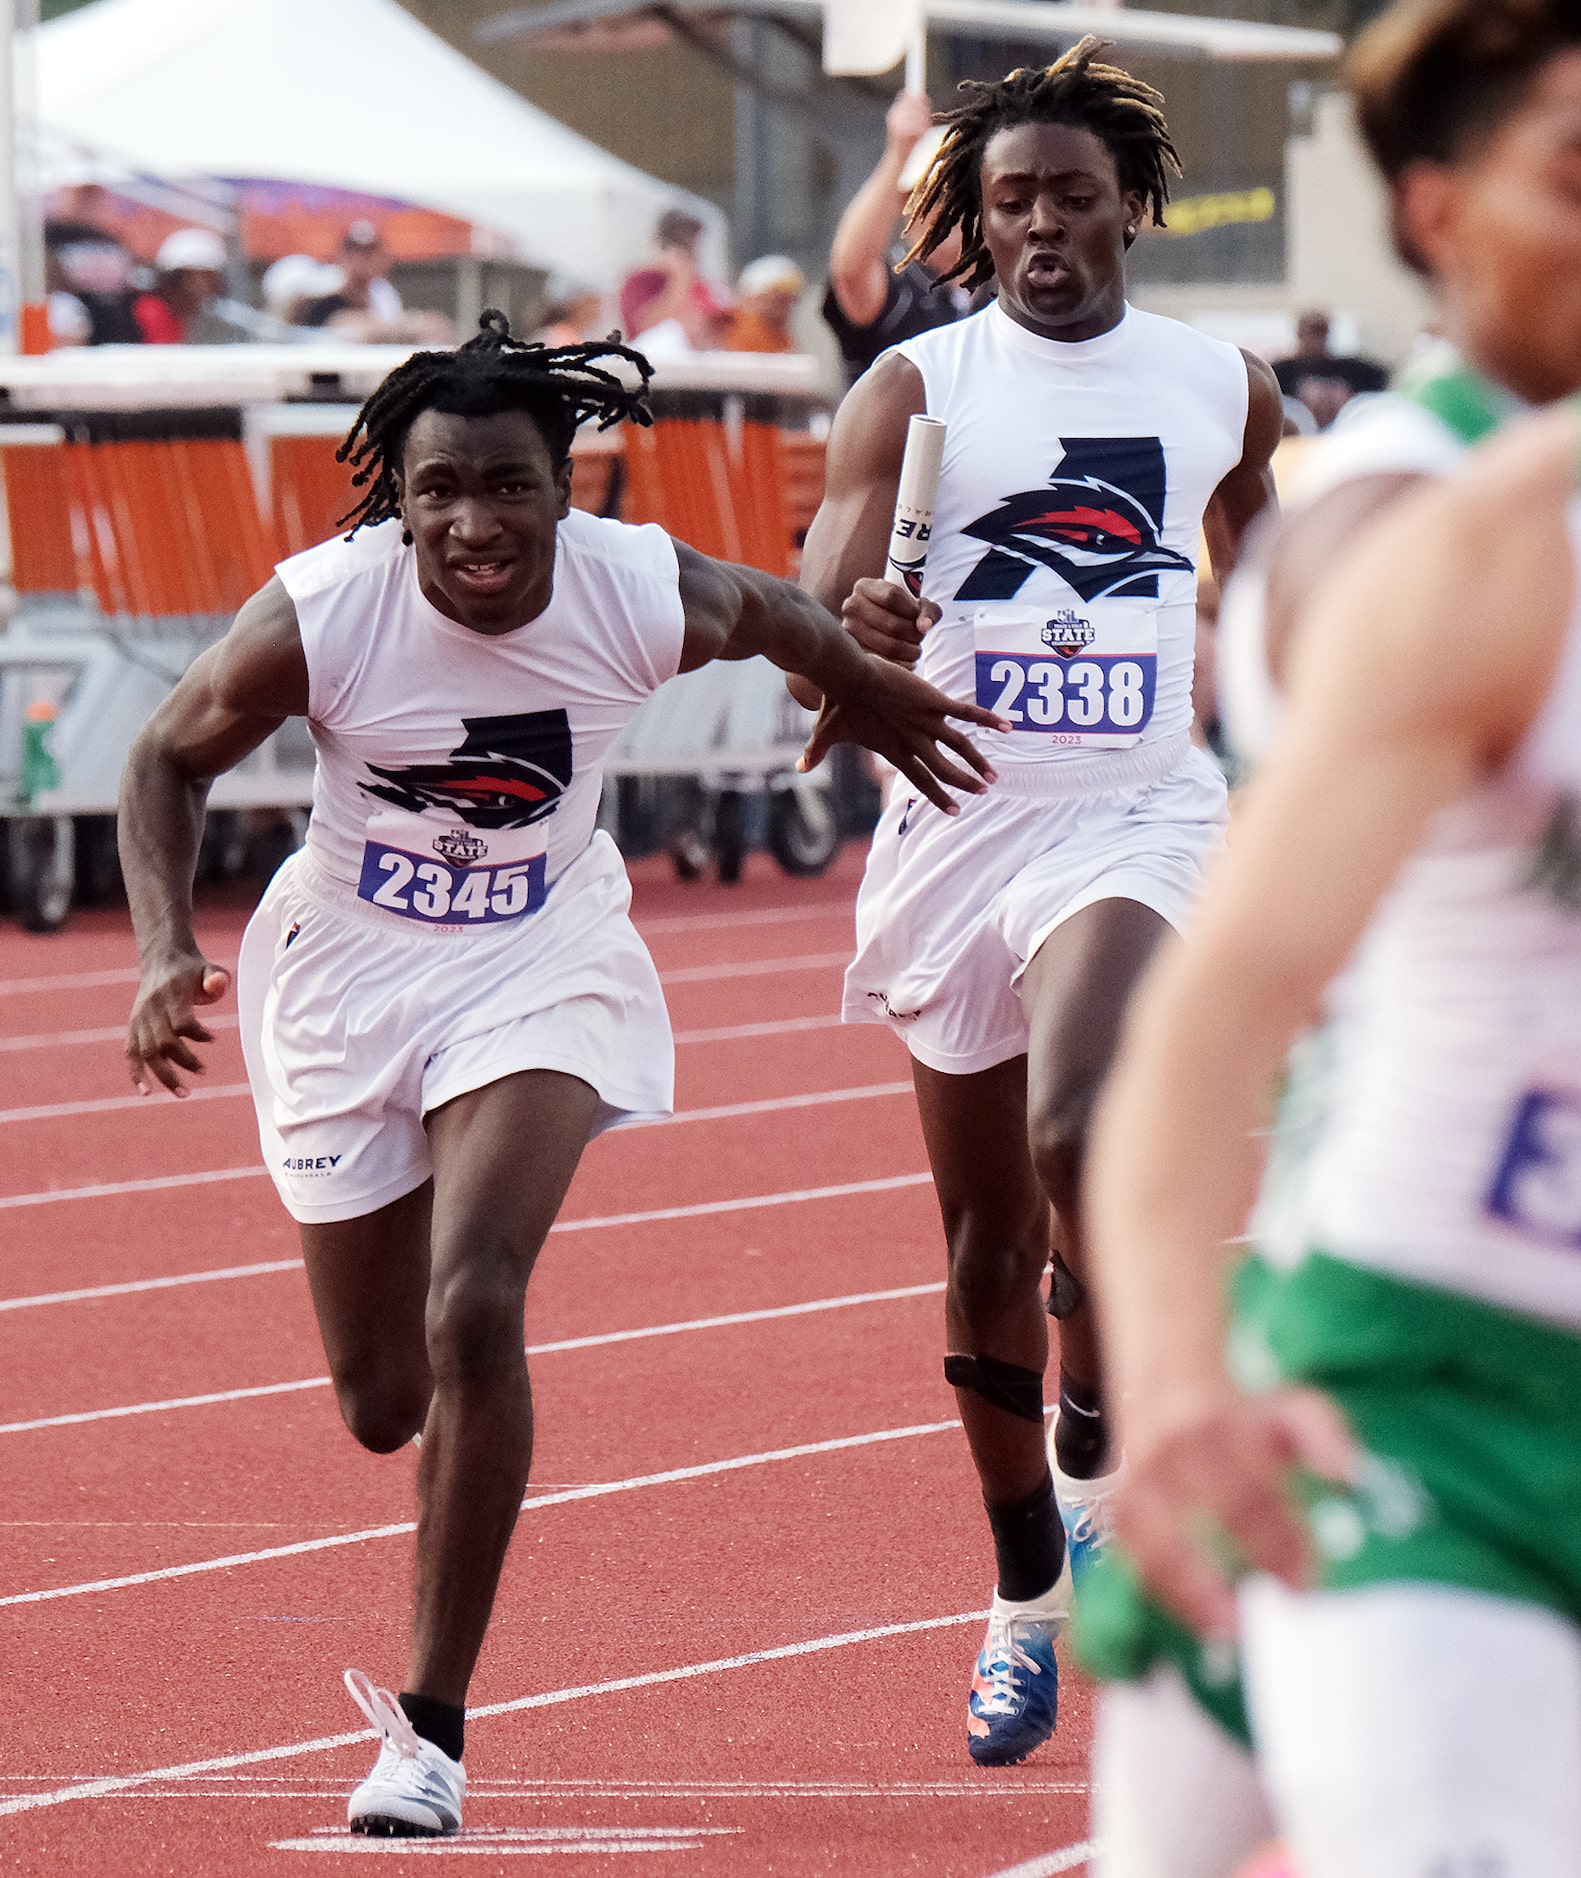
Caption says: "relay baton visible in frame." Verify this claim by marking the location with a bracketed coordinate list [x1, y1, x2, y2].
[883, 414, 947, 599]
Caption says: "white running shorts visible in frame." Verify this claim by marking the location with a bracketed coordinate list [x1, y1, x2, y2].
[237, 830, 673, 1224]
[843, 742, 1228, 1074]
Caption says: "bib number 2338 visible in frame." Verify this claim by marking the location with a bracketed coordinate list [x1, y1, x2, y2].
[356, 810, 546, 927]
[973, 606, 1156, 750]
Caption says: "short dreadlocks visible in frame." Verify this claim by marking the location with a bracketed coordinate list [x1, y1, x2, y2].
[903, 37, 1182, 293]
[337, 309, 654, 538]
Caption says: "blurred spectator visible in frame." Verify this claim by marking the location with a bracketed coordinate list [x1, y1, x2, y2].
[725, 255, 806, 354]
[823, 90, 973, 388]
[262, 253, 345, 326]
[634, 279, 734, 358]
[1274, 309, 1389, 430]
[133, 227, 227, 344]
[293, 223, 452, 345]
[620, 208, 703, 337]
[44, 219, 142, 344]
[297, 221, 403, 328]
[533, 276, 606, 348]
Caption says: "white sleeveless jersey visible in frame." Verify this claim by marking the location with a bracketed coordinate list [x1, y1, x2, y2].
[276, 509, 684, 933]
[1233, 378, 1581, 1332]
[893, 301, 1248, 793]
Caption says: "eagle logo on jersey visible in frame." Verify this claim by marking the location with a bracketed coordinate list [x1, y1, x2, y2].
[360, 710, 573, 830]
[955, 436, 1195, 605]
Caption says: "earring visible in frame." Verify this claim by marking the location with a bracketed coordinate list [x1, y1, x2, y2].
[1126, 224, 1137, 237]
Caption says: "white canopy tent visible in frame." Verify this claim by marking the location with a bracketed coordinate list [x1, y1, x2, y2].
[31, 0, 725, 284]
[478, 0, 1343, 64]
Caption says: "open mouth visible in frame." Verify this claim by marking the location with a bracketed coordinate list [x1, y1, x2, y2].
[1025, 255, 1072, 290]
[449, 559, 517, 596]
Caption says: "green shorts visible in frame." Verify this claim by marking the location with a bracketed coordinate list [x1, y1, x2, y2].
[1074, 1250, 1581, 1744]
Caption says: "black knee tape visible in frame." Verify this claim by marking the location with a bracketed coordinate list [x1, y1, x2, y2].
[1046, 1252, 1086, 1321]
[943, 1352, 1045, 1424]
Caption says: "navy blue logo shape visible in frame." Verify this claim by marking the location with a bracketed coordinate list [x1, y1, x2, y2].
[955, 437, 1194, 604]
[361, 710, 573, 830]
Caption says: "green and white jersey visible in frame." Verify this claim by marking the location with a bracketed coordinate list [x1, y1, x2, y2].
[1229, 356, 1581, 1333]
[1218, 348, 1482, 765]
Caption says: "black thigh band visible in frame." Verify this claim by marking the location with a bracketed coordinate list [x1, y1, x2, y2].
[943, 1353, 1045, 1424]
[1046, 1252, 1086, 1321]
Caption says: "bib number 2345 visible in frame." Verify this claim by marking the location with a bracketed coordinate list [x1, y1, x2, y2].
[356, 812, 546, 926]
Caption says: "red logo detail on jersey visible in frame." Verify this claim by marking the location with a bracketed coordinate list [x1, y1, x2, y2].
[360, 710, 573, 830]
[956, 437, 1192, 604]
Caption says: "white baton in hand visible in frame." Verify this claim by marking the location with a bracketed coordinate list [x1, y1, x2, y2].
[884, 414, 947, 599]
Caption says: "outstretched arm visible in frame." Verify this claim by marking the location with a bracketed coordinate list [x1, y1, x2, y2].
[120, 577, 308, 1096]
[1087, 408, 1578, 1640]
[1202, 350, 1284, 586]
[675, 539, 1003, 814]
[826, 91, 935, 328]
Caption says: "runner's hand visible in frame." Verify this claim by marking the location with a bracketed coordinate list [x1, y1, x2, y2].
[798, 653, 1007, 814]
[842, 578, 940, 668]
[126, 952, 232, 1098]
[1112, 1386, 1361, 1641]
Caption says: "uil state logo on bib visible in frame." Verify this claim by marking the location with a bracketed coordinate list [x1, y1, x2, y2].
[353, 710, 572, 927]
[961, 438, 1194, 751]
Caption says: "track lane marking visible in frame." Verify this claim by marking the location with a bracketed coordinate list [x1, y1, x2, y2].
[0, 1258, 304, 1315]
[637, 899, 852, 935]
[3, 1156, 923, 1216]
[0, 1605, 985, 1818]
[0, 1015, 241, 1052]
[659, 950, 850, 984]
[0, 1418, 959, 1608]
[0, 942, 847, 1003]
[984, 1845, 1097, 1877]
[0, 1172, 932, 1309]
[0, 1279, 946, 1434]
[0, 1011, 842, 1056]
[0, 1076, 907, 1132]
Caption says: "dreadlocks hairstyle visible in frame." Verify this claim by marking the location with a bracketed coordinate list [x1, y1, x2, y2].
[337, 308, 654, 539]
[903, 36, 1181, 293]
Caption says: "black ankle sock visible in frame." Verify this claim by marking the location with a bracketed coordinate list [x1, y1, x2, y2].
[399, 1692, 465, 1764]
[1053, 1369, 1110, 1481]
[984, 1473, 1066, 1603]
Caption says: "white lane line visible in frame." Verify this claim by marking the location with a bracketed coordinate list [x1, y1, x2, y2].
[0, 1605, 984, 1819]
[0, 1419, 959, 1609]
[633, 1082, 908, 1131]
[670, 1013, 841, 1046]
[0, 1258, 302, 1316]
[548, 1172, 931, 1237]
[0, 1015, 241, 1053]
[660, 950, 849, 985]
[0, 1083, 251, 1126]
[0, 1076, 906, 1133]
[984, 1845, 1097, 1878]
[0, 1010, 837, 1056]
[0, 1174, 932, 1309]
[0, 965, 143, 997]
[273, 1824, 743, 1854]
[0, 1165, 265, 1211]
[0, 1138, 929, 1216]
[0, 1280, 945, 1435]
[638, 900, 851, 936]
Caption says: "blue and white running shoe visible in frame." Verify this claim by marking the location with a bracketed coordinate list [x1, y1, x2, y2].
[344, 1669, 465, 1837]
[966, 1564, 1071, 1766]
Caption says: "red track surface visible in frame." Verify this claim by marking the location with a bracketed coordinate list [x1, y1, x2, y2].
[0, 845, 1094, 1875]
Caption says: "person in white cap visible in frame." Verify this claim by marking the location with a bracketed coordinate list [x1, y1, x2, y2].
[133, 227, 227, 345]
[724, 255, 807, 353]
[262, 253, 347, 326]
